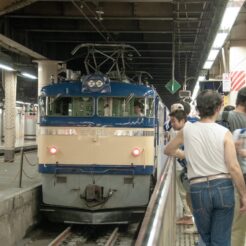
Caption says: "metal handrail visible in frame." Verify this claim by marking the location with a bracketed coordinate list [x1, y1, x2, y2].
[135, 157, 176, 246]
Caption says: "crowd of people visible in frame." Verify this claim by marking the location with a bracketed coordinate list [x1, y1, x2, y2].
[164, 87, 246, 246]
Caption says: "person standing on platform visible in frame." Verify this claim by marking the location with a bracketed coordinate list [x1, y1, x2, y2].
[224, 87, 246, 246]
[164, 90, 246, 246]
[169, 109, 193, 225]
[170, 103, 205, 246]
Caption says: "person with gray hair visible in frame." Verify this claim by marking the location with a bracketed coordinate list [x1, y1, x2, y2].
[165, 89, 246, 246]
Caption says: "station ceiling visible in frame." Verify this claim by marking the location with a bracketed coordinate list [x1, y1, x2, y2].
[0, 0, 241, 106]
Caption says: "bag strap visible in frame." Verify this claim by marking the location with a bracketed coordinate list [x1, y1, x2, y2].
[240, 128, 246, 134]
[222, 111, 229, 121]
[221, 111, 231, 131]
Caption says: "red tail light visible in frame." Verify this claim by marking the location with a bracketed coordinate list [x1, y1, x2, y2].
[132, 147, 141, 157]
[49, 146, 57, 155]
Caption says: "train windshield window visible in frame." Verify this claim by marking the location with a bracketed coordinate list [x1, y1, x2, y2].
[98, 97, 154, 117]
[47, 96, 94, 117]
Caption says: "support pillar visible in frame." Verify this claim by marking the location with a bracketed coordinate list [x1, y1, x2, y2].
[37, 60, 58, 95]
[36, 60, 58, 135]
[4, 71, 17, 162]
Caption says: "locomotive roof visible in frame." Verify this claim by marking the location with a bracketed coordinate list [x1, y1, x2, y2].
[41, 81, 156, 97]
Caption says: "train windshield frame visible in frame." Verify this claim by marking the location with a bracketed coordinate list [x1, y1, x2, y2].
[39, 95, 154, 118]
[98, 96, 154, 117]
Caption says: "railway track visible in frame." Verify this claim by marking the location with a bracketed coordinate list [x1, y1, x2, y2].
[22, 222, 139, 245]
[49, 225, 134, 246]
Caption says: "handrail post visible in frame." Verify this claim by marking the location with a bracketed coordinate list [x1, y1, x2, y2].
[18, 147, 24, 188]
[135, 157, 176, 246]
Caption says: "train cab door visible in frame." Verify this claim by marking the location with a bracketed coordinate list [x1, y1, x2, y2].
[153, 97, 159, 179]
[153, 97, 166, 180]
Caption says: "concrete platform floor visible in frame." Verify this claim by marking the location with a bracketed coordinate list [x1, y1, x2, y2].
[0, 145, 199, 245]
[0, 139, 37, 155]
[176, 191, 198, 246]
[0, 140, 40, 194]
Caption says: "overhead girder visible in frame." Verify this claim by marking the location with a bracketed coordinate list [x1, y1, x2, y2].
[0, 0, 233, 106]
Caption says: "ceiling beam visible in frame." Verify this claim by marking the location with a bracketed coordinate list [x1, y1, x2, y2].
[26, 29, 200, 34]
[43, 40, 173, 44]
[37, 0, 173, 2]
[0, 0, 38, 16]
[6, 15, 205, 22]
[0, 34, 46, 59]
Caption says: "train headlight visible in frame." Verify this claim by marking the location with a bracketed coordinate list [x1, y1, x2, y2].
[49, 146, 58, 155]
[96, 80, 104, 88]
[82, 73, 111, 93]
[87, 80, 96, 88]
[131, 147, 141, 157]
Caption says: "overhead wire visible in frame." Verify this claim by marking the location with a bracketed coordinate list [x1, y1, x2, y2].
[81, 1, 115, 42]
[70, 0, 109, 42]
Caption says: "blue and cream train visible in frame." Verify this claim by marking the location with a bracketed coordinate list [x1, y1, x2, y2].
[38, 45, 167, 224]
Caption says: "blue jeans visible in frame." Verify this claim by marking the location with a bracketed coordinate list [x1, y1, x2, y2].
[190, 179, 234, 246]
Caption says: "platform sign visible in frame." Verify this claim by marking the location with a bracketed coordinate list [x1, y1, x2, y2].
[199, 80, 222, 93]
[165, 79, 181, 94]
[222, 73, 231, 92]
[179, 90, 191, 98]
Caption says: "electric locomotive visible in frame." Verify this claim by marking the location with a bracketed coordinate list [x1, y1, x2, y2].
[38, 44, 167, 224]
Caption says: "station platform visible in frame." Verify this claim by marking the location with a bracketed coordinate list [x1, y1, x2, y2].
[0, 141, 41, 245]
[0, 144, 40, 191]
[0, 147, 199, 245]
[0, 139, 37, 156]
[176, 195, 198, 246]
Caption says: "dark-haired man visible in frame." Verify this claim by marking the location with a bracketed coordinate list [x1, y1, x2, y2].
[165, 90, 246, 246]
[134, 101, 144, 116]
[225, 87, 246, 130]
[169, 110, 193, 225]
[225, 87, 246, 246]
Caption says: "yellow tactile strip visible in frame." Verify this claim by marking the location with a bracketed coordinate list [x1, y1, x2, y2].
[176, 193, 199, 246]
[176, 224, 199, 246]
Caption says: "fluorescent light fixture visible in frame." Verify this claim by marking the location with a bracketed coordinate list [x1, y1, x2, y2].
[220, 6, 240, 31]
[0, 63, 14, 71]
[212, 32, 228, 49]
[21, 72, 37, 80]
[203, 61, 214, 69]
[207, 49, 220, 61]
[198, 76, 205, 81]
[191, 83, 200, 101]
[198, 1, 243, 79]
[191, 76, 205, 101]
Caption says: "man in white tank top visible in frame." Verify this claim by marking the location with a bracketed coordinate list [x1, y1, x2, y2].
[164, 90, 246, 246]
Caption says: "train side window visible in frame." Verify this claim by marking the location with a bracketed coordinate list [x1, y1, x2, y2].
[132, 98, 144, 116]
[39, 96, 46, 116]
[146, 98, 154, 117]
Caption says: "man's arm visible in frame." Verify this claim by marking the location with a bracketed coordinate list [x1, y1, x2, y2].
[164, 129, 185, 159]
[224, 131, 246, 212]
